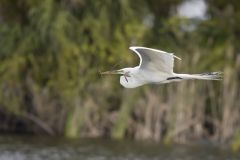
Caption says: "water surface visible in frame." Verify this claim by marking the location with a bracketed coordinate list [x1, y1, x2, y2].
[0, 135, 239, 160]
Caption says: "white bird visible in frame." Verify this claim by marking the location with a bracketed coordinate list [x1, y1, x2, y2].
[101, 46, 222, 88]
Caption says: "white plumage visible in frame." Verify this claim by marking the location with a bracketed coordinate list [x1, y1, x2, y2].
[101, 46, 222, 88]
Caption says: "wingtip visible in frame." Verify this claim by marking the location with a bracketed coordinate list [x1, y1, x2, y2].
[130, 46, 182, 60]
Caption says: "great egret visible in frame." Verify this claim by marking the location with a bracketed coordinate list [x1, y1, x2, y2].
[101, 46, 222, 88]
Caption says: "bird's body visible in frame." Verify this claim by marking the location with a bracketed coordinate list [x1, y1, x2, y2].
[101, 46, 222, 88]
[119, 67, 175, 88]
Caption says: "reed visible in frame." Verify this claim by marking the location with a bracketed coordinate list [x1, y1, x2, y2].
[0, 0, 239, 151]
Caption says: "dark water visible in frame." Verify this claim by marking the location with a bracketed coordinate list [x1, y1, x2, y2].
[0, 135, 239, 160]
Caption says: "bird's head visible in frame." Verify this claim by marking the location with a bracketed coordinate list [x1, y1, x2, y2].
[100, 68, 132, 82]
[101, 67, 143, 88]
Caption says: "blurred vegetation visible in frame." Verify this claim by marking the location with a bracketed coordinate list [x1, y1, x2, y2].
[0, 0, 239, 150]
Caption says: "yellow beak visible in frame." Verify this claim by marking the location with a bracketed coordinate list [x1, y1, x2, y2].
[100, 70, 123, 75]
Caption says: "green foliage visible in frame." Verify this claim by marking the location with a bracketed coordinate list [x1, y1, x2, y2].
[232, 130, 240, 152]
[111, 90, 139, 139]
[0, 0, 239, 151]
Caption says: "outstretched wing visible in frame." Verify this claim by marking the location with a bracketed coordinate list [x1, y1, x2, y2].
[129, 46, 181, 74]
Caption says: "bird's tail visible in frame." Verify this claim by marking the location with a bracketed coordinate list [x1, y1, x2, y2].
[177, 72, 223, 80]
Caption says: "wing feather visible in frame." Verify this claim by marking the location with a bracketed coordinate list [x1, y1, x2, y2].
[129, 46, 181, 74]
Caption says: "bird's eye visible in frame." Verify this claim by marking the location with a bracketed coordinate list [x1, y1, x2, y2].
[125, 71, 131, 77]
